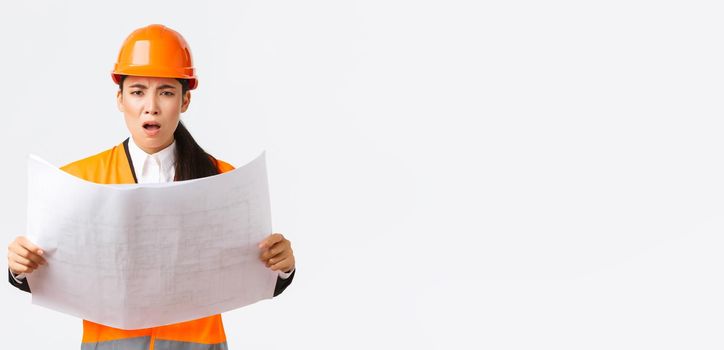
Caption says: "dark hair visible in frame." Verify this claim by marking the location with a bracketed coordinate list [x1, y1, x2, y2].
[118, 75, 219, 181]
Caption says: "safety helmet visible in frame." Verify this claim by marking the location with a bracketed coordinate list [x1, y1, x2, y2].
[112, 24, 198, 89]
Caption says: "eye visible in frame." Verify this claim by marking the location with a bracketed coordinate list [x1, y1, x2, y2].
[161, 91, 175, 96]
[129, 90, 143, 96]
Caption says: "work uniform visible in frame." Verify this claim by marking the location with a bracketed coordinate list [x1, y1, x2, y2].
[8, 138, 295, 349]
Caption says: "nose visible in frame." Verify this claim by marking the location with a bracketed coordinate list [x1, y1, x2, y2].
[143, 95, 160, 116]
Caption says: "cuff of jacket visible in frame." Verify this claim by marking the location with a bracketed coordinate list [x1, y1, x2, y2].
[8, 269, 31, 293]
[273, 268, 295, 297]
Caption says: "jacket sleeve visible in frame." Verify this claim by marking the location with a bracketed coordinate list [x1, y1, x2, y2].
[273, 269, 295, 297]
[8, 269, 31, 293]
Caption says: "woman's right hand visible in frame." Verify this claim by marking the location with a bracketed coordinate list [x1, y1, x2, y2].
[7, 236, 46, 275]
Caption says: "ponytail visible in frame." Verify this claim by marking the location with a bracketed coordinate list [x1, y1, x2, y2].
[172, 120, 219, 181]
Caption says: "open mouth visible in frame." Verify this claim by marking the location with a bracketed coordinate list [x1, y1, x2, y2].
[143, 121, 161, 131]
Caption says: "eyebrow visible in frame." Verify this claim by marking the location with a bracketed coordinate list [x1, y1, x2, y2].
[127, 83, 177, 89]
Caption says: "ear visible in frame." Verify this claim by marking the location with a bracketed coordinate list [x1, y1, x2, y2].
[116, 90, 124, 113]
[180, 91, 191, 113]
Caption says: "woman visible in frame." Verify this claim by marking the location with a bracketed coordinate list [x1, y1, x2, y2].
[6, 24, 295, 349]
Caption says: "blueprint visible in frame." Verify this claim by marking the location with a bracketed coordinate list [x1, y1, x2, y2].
[25, 153, 276, 330]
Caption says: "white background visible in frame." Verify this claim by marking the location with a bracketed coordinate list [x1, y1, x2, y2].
[1, 1, 724, 349]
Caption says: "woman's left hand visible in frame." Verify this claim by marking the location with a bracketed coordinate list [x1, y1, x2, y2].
[258, 233, 295, 273]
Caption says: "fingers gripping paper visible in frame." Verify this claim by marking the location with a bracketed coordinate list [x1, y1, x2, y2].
[26, 153, 277, 330]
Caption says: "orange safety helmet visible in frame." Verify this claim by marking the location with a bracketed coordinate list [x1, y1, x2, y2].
[112, 24, 198, 89]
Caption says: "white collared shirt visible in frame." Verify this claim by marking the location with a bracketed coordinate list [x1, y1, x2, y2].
[127, 136, 178, 184]
[12, 137, 293, 282]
